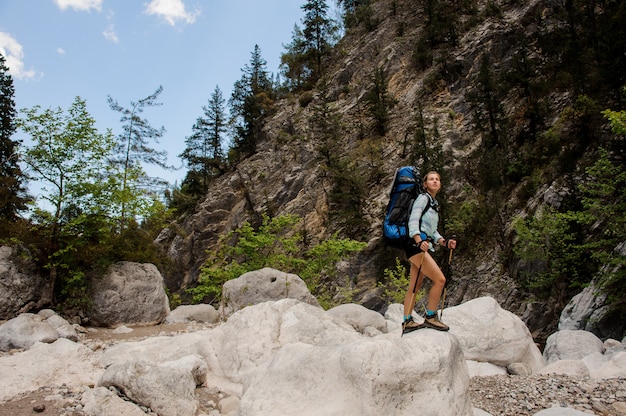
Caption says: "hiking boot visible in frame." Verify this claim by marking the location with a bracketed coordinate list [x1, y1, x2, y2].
[423, 314, 449, 331]
[402, 316, 423, 335]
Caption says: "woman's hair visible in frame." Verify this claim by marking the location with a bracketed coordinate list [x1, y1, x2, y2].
[423, 171, 440, 183]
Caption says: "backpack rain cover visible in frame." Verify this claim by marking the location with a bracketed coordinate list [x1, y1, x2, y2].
[383, 166, 423, 247]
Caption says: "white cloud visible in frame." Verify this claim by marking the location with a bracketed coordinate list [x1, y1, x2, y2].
[0, 32, 38, 80]
[56, 47, 66, 55]
[103, 24, 119, 43]
[144, 0, 200, 26]
[54, 0, 103, 12]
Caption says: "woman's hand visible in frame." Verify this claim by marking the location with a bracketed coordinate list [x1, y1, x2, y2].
[439, 238, 457, 249]
[416, 239, 429, 252]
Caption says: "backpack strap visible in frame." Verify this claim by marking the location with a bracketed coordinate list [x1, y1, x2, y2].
[418, 193, 437, 237]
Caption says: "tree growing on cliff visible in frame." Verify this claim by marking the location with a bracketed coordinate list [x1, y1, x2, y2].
[179, 85, 228, 197]
[229, 45, 275, 159]
[364, 66, 395, 136]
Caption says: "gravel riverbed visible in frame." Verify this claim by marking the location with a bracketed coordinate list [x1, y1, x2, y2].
[469, 374, 626, 415]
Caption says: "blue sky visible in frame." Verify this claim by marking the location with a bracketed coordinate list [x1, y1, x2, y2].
[0, 0, 320, 192]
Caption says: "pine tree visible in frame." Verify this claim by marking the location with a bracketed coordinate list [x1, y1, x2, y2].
[180, 85, 227, 193]
[0, 53, 29, 228]
[107, 86, 173, 223]
[364, 66, 395, 136]
[301, 0, 336, 83]
[229, 45, 274, 158]
[280, 24, 309, 90]
[281, 0, 337, 90]
[337, 0, 370, 28]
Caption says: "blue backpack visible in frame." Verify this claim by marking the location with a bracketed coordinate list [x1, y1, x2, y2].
[383, 166, 429, 247]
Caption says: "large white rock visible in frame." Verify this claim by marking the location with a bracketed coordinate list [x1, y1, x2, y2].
[326, 303, 388, 334]
[99, 299, 362, 395]
[443, 297, 545, 372]
[87, 261, 170, 327]
[82, 387, 146, 416]
[215, 298, 361, 383]
[590, 351, 626, 379]
[466, 360, 507, 377]
[165, 303, 219, 324]
[543, 329, 604, 363]
[0, 313, 59, 351]
[0, 245, 43, 320]
[98, 360, 198, 416]
[38, 309, 79, 341]
[0, 338, 102, 402]
[582, 351, 608, 372]
[239, 331, 473, 416]
[220, 268, 320, 318]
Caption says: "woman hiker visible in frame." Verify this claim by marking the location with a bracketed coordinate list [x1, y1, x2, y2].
[402, 171, 457, 335]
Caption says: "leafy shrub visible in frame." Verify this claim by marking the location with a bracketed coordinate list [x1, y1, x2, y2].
[188, 214, 366, 309]
[512, 208, 588, 297]
[299, 91, 314, 107]
[379, 257, 416, 304]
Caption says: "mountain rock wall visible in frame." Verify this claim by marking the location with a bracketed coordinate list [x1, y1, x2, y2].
[157, 0, 624, 342]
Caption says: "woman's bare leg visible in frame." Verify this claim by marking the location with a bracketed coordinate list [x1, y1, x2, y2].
[403, 253, 425, 317]
[405, 252, 445, 313]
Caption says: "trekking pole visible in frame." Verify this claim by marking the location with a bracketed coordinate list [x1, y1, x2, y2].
[439, 239, 455, 319]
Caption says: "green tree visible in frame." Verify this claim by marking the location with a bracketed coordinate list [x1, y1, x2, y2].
[107, 86, 173, 224]
[409, 101, 444, 175]
[420, 0, 459, 47]
[504, 37, 546, 144]
[18, 97, 116, 306]
[180, 85, 227, 196]
[578, 103, 626, 298]
[468, 54, 507, 148]
[280, 24, 309, 90]
[308, 79, 368, 237]
[513, 208, 589, 303]
[0, 53, 29, 231]
[513, 104, 626, 305]
[229, 45, 275, 158]
[364, 66, 395, 136]
[466, 53, 510, 192]
[301, 0, 337, 84]
[337, 0, 371, 29]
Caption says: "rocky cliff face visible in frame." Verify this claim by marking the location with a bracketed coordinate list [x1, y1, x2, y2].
[157, 0, 624, 342]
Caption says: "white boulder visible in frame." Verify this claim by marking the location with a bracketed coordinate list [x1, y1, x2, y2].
[0, 338, 101, 402]
[220, 268, 320, 318]
[538, 359, 590, 378]
[165, 303, 219, 324]
[590, 351, 626, 379]
[0, 245, 42, 320]
[98, 360, 199, 416]
[543, 329, 604, 363]
[326, 303, 388, 334]
[0, 313, 59, 351]
[444, 297, 545, 372]
[239, 332, 473, 416]
[87, 261, 170, 327]
[82, 387, 146, 416]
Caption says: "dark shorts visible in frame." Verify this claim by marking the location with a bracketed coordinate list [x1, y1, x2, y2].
[403, 239, 422, 259]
